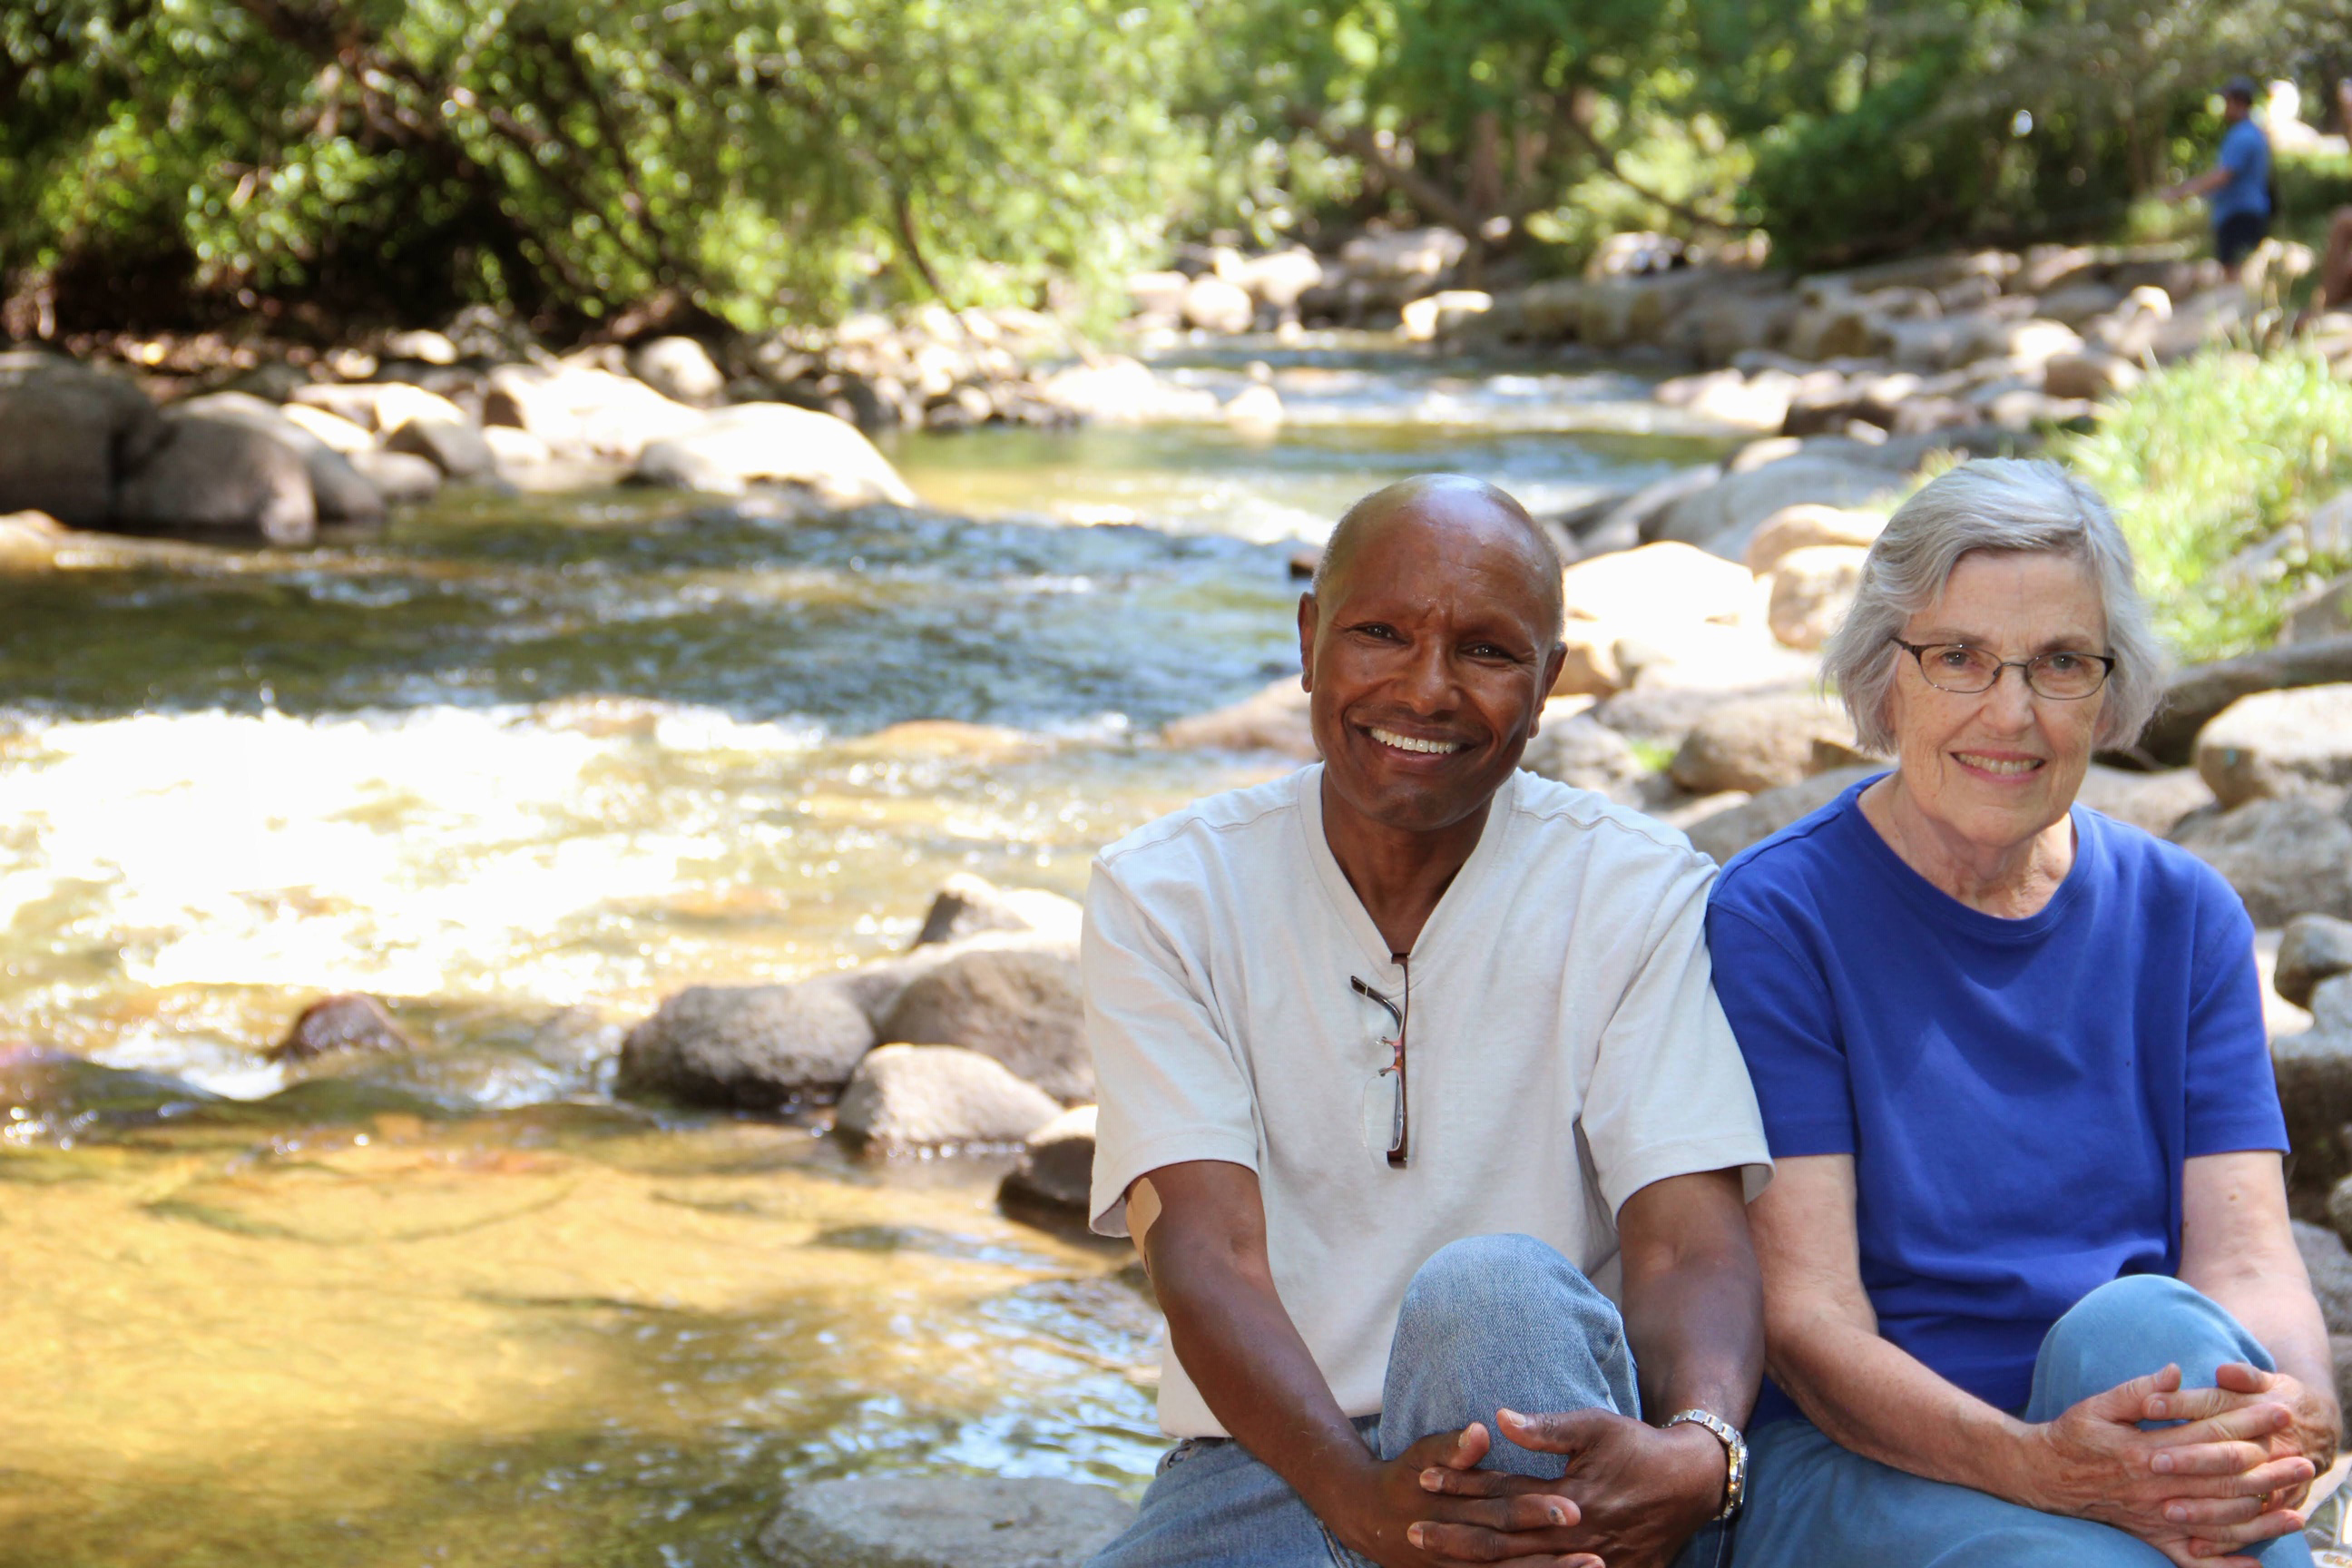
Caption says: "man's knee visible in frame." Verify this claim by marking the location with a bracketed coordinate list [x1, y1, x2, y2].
[1396, 1233, 1611, 1329]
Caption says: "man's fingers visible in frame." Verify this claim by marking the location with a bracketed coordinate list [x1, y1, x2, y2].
[1416, 1467, 1570, 1503]
[1422, 1494, 1580, 1534]
[1405, 1521, 1581, 1563]
[1494, 1406, 1607, 1455]
[1402, 1424, 1489, 1473]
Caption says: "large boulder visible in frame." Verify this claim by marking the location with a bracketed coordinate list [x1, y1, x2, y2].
[0, 509, 70, 569]
[1745, 504, 1887, 575]
[1650, 454, 1904, 554]
[833, 1044, 1060, 1150]
[2141, 637, 2352, 764]
[998, 1103, 1099, 1213]
[351, 449, 443, 505]
[1520, 713, 1647, 801]
[1037, 357, 1222, 423]
[760, 1476, 1134, 1568]
[481, 363, 707, 461]
[2277, 1027, 2352, 1194]
[2278, 915, 2352, 1010]
[2072, 766, 2213, 839]
[1670, 692, 1857, 796]
[1160, 677, 1315, 758]
[626, 337, 726, 406]
[1231, 249, 1325, 314]
[633, 404, 916, 506]
[1554, 543, 1765, 697]
[384, 416, 498, 480]
[289, 380, 467, 435]
[0, 350, 166, 525]
[172, 391, 385, 523]
[1181, 275, 1256, 334]
[616, 980, 876, 1109]
[114, 413, 317, 544]
[1766, 545, 1868, 652]
[2295, 1220, 2352, 1333]
[2193, 686, 2352, 808]
[877, 946, 1089, 1103]
[2171, 797, 2352, 926]
[1684, 766, 1881, 864]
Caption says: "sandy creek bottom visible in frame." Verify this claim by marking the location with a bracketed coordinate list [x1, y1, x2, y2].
[0, 1111, 1160, 1567]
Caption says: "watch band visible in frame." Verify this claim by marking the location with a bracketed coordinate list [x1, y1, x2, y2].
[1663, 1408, 1748, 1523]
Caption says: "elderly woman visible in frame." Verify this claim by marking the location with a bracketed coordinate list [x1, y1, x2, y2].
[1706, 458, 2338, 1568]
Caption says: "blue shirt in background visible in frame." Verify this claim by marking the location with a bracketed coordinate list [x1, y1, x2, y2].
[2212, 118, 2272, 225]
[1706, 777, 2287, 1422]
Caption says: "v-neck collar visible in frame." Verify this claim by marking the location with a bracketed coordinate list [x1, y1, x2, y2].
[1296, 763, 1518, 977]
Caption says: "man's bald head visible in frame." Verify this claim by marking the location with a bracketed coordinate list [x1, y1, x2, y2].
[1310, 475, 1565, 644]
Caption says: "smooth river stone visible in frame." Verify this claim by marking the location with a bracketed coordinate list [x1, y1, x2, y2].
[759, 1475, 1136, 1568]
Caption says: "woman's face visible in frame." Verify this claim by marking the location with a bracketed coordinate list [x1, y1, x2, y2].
[1884, 549, 2110, 854]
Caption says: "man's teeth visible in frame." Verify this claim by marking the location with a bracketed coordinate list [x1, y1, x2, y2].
[1957, 753, 2040, 775]
[1369, 728, 1466, 755]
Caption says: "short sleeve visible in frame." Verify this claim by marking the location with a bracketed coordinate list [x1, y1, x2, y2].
[1580, 857, 1773, 1218]
[1082, 861, 1261, 1238]
[1705, 897, 1857, 1158]
[2182, 881, 2289, 1158]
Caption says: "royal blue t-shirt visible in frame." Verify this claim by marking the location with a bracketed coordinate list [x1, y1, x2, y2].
[2213, 119, 2273, 224]
[1706, 777, 2287, 1423]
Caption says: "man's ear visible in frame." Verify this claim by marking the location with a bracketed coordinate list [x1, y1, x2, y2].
[1529, 642, 1567, 733]
[1297, 593, 1318, 691]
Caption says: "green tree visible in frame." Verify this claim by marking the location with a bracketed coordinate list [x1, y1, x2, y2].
[0, 0, 1208, 334]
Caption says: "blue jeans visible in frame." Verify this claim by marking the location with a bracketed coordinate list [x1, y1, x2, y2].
[1729, 1274, 2317, 1567]
[1089, 1232, 1730, 1568]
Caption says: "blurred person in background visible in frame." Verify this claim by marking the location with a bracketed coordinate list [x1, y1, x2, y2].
[2165, 75, 2273, 273]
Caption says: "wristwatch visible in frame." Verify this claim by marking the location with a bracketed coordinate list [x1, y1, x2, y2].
[1663, 1408, 1748, 1523]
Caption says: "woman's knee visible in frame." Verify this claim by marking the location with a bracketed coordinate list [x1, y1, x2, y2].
[2033, 1275, 2265, 1418]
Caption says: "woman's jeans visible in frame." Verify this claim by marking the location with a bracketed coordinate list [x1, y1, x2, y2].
[1729, 1273, 2318, 1567]
[1087, 1231, 1729, 1568]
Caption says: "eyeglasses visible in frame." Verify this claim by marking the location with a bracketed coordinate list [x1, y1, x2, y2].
[1350, 958, 1411, 1170]
[1889, 638, 2116, 701]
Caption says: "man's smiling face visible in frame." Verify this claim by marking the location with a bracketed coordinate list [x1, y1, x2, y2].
[1298, 480, 1565, 837]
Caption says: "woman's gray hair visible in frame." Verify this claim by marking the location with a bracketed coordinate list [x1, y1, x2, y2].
[1822, 457, 2167, 754]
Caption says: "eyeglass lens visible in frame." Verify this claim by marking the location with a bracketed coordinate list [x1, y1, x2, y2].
[1911, 642, 2109, 700]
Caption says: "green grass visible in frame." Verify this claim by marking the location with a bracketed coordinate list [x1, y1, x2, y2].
[2054, 348, 2352, 662]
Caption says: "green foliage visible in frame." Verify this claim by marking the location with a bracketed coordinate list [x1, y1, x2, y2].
[2055, 350, 2352, 662]
[0, 0, 1210, 332]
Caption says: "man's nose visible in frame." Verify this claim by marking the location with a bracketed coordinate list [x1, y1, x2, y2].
[1396, 635, 1455, 710]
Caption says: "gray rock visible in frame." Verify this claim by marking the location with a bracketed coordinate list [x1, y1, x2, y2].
[1521, 714, 1647, 801]
[1684, 767, 1881, 864]
[2171, 797, 2352, 926]
[2296, 1220, 2352, 1333]
[2194, 685, 2352, 808]
[2141, 637, 2352, 765]
[836, 1044, 1060, 1150]
[267, 994, 414, 1062]
[616, 981, 877, 1109]
[633, 403, 917, 506]
[2316, 975, 2352, 1032]
[1649, 455, 1902, 550]
[1590, 680, 1815, 751]
[1670, 692, 1855, 796]
[2285, 575, 2352, 645]
[172, 391, 385, 524]
[912, 874, 1083, 949]
[2276, 1026, 2352, 1193]
[1600, 464, 1723, 546]
[626, 337, 726, 406]
[878, 946, 1090, 1103]
[384, 416, 497, 479]
[2073, 766, 2214, 839]
[999, 1104, 1098, 1212]
[760, 1475, 1134, 1568]
[350, 449, 443, 505]
[115, 413, 317, 544]
[2278, 916, 2352, 1010]
[0, 349, 166, 526]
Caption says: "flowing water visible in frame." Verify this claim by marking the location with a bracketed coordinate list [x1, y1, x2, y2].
[0, 341, 1730, 1567]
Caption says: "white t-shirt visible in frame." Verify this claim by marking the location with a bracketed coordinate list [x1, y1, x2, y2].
[1084, 764, 1771, 1437]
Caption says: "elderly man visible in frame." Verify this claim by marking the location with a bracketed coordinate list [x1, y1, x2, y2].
[1082, 475, 1772, 1568]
